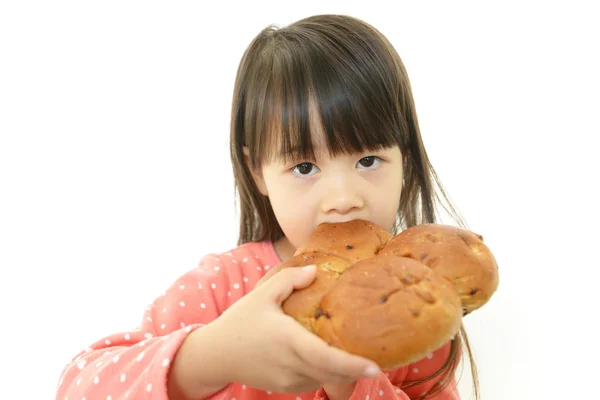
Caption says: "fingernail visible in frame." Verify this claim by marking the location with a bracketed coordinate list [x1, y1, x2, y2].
[364, 365, 380, 377]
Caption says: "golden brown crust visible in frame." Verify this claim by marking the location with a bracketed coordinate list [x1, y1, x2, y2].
[280, 219, 499, 369]
[315, 255, 462, 369]
[295, 220, 392, 263]
[379, 224, 499, 314]
[279, 252, 352, 331]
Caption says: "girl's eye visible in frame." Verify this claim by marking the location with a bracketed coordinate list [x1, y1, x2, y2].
[357, 156, 381, 168]
[292, 162, 318, 176]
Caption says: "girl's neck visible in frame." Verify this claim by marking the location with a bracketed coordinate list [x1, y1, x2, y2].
[273, 235, 296, 262]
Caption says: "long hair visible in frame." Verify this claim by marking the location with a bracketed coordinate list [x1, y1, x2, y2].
[229, 14, 479, 400]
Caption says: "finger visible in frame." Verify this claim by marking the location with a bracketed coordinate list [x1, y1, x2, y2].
[304, 367, 357, 386]
[258, 265, 317, 305]
[293, 369, 353, 390]
[285, 344, 356, 386]
[290, 327, 381, 381]
[286, 340, 358, 385]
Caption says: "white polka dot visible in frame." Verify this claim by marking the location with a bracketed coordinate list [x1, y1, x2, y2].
[211, 283, 216, 289]
[137, 351, 145, 361]
[264, 265, 270, 270]
[162, 358, 170, 367]
[161, 324, 166, 329]
[162, 307, 167, 312]
[180, 301, 185, 307]
[77, 360, 86, 370]
[228, 291, 231, 297]
[107, 396, 112, 400]
[146, 317, 152, 322]
[76, 378, 82, 385]
[112, 355, 120, 363]
[366, 396, 369, 400]
[85, 347, 93, 352]
[242, 385, 246, 389]
[243, 257, 248, 262]
[385, 372, 390, 377]
[256, 266, 262, 271]
[232, 259, 237, 263]
[124, 334, 131, 340]
[96, 361, 102, 368]
[93, 376, 99, 384]
[105, 339, 111, 345]
[426, 353, 433, 359]
[125, 391, 129, 398]
[296, 397, 301, 400]
[180, 285, 185, 289]
[185, 326, 192, 333]
[233, 283, 240, 289]
[267, 391, 272, 395]
[146, 383, 152, 392]
[180, 322, 186, 328]
[413, 367, 419, 373]
[198, 282, 203, 289]
[200, 303, 206, 308]
[379, 390, 384, 396]
[395, 388, 401, 394]
[243, 277, 249, 282]
[214, 266, 220, 271]
[120, 373, 126, 382]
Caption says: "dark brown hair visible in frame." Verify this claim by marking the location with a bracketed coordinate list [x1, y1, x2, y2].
[229, 14, 479, 400]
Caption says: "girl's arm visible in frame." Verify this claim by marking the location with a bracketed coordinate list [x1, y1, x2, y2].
[55, 253, 247, 400]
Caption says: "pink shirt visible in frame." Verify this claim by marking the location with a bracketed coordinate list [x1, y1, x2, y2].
[55, 241, 460, 400]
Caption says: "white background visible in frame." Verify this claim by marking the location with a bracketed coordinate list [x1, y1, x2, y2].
[1, 1, 598, 399]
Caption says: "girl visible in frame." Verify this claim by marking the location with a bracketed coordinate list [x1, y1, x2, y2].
[55, 14, 478, 400]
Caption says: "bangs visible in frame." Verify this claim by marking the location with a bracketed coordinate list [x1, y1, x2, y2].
[242, 21, 406, 167]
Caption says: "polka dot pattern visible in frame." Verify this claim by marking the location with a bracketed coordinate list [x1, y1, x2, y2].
[55, 241, 459, 400]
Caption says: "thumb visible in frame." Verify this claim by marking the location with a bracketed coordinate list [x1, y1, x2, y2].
[261, 265, 317, 305]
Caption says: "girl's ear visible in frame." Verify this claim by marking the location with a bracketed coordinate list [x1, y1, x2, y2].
[243, 147, 268, 196]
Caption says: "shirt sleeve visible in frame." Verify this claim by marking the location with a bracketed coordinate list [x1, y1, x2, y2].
[55, 251, 264, 400]
[313, 341, 460, 400]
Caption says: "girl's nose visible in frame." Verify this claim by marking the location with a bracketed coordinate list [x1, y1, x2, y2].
[320, 175, 364, 215]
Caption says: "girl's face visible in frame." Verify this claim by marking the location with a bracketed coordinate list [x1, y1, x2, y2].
[248, 129, 403, 261]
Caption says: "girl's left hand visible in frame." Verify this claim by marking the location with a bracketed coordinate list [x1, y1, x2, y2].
[323, 381, 358, 400]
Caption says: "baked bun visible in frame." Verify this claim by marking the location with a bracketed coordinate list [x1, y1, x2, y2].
[294, 219, 392, 263]
[280, 220, 499, 370]
[379, 223, 499, 315]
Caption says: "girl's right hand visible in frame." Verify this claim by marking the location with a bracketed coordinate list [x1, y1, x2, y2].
[171, 265, 381, 398]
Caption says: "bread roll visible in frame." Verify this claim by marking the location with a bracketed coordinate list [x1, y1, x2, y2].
[379, 224, 499, 314]
[315, 255, 462, 368]
[279, 219, 499, 369]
